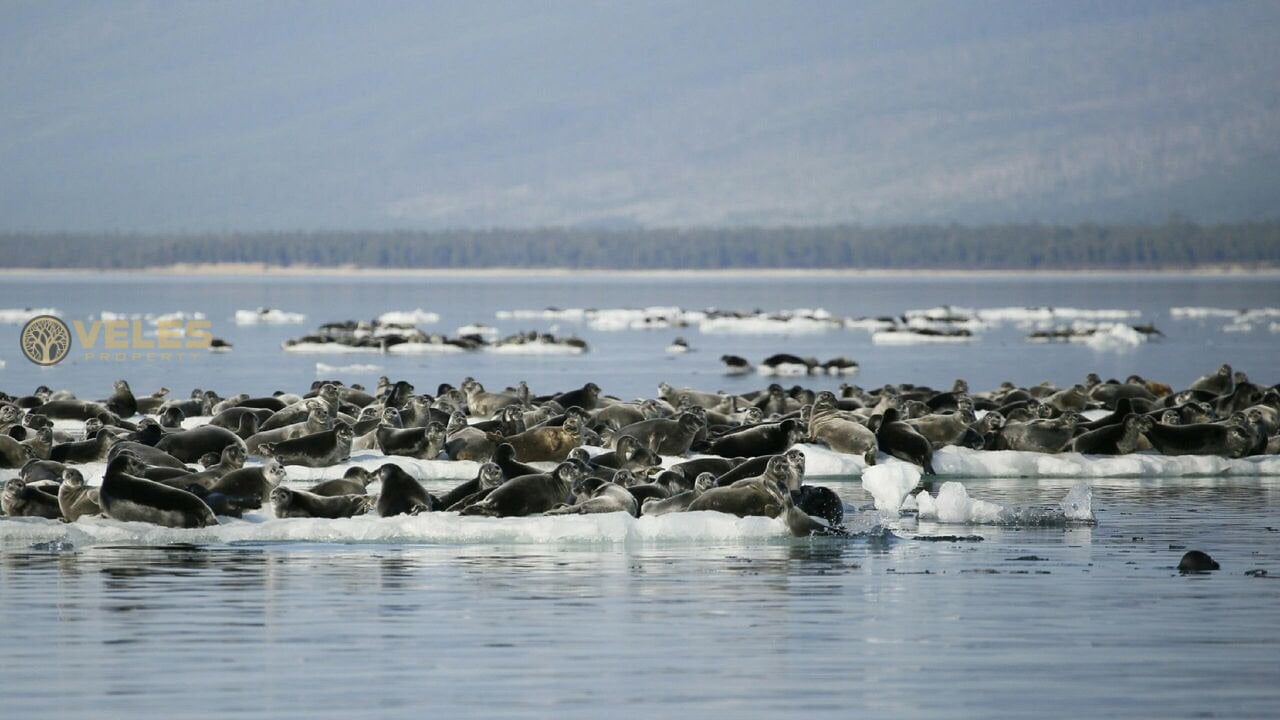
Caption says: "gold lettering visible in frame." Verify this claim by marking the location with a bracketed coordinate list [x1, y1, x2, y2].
[73, 320, 102, 348]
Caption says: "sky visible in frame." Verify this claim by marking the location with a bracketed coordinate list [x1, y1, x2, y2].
[2, 0, 1278, 231]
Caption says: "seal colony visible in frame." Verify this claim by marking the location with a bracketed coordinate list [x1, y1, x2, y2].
[1, 364, 1276, 536]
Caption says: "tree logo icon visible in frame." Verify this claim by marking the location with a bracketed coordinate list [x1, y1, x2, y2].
[20, 315, 72, 365]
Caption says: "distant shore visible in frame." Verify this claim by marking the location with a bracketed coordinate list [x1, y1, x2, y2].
[1, 263, 1278, 278]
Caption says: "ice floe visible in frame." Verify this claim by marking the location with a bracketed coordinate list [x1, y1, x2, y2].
[235, 308, 306, 325]
[314, 363, 383, 374]
[0, 307, 59, 324]
[376, 309, 440, 325]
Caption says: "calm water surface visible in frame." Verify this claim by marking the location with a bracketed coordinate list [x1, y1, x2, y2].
[1, 273, 1278, 718]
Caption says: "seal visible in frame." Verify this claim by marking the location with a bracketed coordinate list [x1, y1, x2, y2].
[271, 486, 372, 519]
[47, 427, 116, 464]
[245, 404, 331, 454]
[259, 385, 341, 431]
[704, 418, 802, 459]
[544, 471, 639, 516]
[209, 406, 275, 436]
[458, 460, 588, 517]
[443, 412, 497, 461]
[105, 380, 138, 418]
[611, 413, 702, 456]
[57, 468, 101, 521]
[807, 397, 877, 462]
[155, 424, 247, 464]
[873, 408, 935, 475]
[309, 467, 376, 497]
[587, 434, 661, 472]
[259, 423, 354, 468]
[641, 472, 717, 516]
[552, 382, 602, 412]
[1188, 364, 1233, 396]
[492, 442, 543, 480]
[376, 421, 446, 460]
[1068, 414, 1152, 455]
[207, 460, 287, 507]
[993, 415, 1080, 454]
[499, 416, 583, 463]
[1178, 550, 1219, 574]
[687, 455, 794, 517]
[99, 454, 217, 528]
[1144, 421, 1253, 458]
[2, 477, 62, 518]
[19, 458, 69, 484]
[375, 463, 434, 516]
[720, 355, 753, 375]
[435, 462, 504, 510]
[0, 433, 34, 468]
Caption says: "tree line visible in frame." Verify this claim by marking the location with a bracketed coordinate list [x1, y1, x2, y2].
[2, 221, 1277, 270]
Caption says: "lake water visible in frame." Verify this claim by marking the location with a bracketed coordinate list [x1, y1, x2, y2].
[1, 271, 1278, 719]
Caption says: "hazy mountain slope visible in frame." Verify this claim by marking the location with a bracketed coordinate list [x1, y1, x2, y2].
[1, 1, 1276, 231]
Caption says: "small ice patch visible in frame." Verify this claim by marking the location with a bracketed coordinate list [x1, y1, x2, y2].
[235, 308, 306, 325]
[0, 307, 59, 324]
[861, 464, 921, 513]
[377, 309, 439, 325]
[315, 363, 383, 374]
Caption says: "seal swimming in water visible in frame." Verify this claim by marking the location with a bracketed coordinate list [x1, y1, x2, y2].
[1178, 550, 1219, 574]
[271, 486, 371, 519]
[57, 468, 101, 521]
[99, 454, 217, 528]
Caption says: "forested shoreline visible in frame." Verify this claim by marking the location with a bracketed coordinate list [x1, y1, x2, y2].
[3, 221, 1277, 270]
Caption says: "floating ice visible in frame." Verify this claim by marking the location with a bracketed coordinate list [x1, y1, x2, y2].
[931, 446, 1280, 478]
[235, 308, 306, 325]
[315, 362, 383, 374]
[1081, 322, 1145, 350]
[976, 306, 1140, 322]
[376, 309, 439, 325]
[1171, 306, 1280, 321]
[861, 464, 921, 513]
[1222, 322, 1253, 333]
[99, 310, 205, 324]
[1058, 483, 1093, 521]
[0, 307, 59, 324]
[916, 482, 1008, 523]
[456, 323, 499, 339]
[283, 342, 382, 354]
[386, 342, 468, 354]
[486, 341, 586, 355]
[871, 329, 974, 344]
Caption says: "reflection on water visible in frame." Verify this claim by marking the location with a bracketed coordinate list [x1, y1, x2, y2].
[2, 479, 1278, 719]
